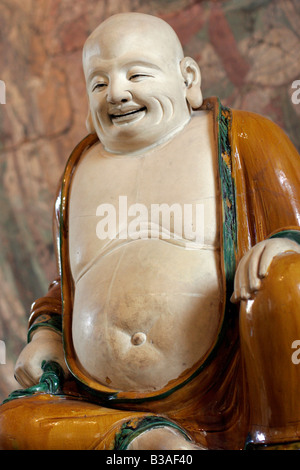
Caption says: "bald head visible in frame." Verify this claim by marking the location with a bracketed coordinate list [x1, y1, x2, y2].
[83, 13, 185, 72]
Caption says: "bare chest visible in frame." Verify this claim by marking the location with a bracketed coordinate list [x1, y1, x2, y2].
[69, 114, 220, 282]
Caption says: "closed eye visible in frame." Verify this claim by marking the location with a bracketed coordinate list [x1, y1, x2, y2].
[129, 74, 153, 81]
[92, 83, 107, 92]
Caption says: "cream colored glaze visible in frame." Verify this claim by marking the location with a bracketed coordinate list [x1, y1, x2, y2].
[69, 110, 222, 392]
[128, 427, 205, 450]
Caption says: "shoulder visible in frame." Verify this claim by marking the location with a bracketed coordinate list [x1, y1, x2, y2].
[230, 107, 283, 137]
[229, 107, 299, 161]
[61, 133, 100, 181]
[68, 133, 100, 168]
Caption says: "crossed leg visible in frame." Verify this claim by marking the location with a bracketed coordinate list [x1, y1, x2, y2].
[0, 391, 195, 450]
[0, 393, 155, 450]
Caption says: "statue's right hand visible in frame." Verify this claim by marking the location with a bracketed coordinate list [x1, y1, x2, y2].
[14, 328, 70, 388]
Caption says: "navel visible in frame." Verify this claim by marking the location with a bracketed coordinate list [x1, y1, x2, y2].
[131, 332, 147, 346]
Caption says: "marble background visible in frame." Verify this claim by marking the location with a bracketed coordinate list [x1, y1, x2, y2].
[0, 0, 300, 402]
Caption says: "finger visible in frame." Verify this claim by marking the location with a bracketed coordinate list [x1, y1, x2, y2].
[230, 290, 239, 303]
[14, 363, 29, 388]
[15, 358, 44, 388]
[258, 244, 277, 278]
[14, 370, 26, 388]
[14, 366, 35, 389]
[248, 242, 266, 292]
[231, 250, 251, 302]
[238, 252, 252, 300]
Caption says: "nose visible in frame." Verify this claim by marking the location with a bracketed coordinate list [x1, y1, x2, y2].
[106, 78, 132, 104]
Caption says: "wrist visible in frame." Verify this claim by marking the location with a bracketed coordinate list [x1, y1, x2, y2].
[30, 328, 62, 341]
[28, 313, 62, 343]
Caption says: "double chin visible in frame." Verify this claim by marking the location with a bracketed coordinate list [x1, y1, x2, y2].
[95, 107, 190, 154]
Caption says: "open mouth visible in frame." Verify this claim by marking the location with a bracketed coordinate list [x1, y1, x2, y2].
[110, 107, 147, 125]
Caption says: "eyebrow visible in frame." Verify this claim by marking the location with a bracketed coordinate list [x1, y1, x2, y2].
[86, 58, 162, 84]
[87, 68, 106, 84]
[125, 60, 162, 71]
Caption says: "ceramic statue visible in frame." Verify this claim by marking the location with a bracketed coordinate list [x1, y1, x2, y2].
[1, 12, 300, 450]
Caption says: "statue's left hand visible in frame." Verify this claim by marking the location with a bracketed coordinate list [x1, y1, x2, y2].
[231, 238, 300, 303]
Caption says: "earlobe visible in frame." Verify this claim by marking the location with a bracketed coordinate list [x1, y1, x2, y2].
[180, 57, 203, 109]
[86, 110, 96, 134]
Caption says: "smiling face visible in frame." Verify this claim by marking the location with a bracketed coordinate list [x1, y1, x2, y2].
[83, 14, 193, 154]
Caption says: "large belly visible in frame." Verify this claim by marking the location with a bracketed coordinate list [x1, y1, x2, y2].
[72, 239, 223, 392]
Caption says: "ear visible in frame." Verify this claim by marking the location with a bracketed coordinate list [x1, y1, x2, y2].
[86, 109, 96, 134]
[180, 57, 203, 109]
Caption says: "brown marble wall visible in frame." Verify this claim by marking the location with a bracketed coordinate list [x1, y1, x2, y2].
[0, 0, 300, 402]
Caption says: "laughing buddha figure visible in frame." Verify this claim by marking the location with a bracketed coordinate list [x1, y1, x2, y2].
[1, 12, 300, 450]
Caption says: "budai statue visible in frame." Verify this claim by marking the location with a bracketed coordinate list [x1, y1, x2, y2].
[1, 12, 300, 450]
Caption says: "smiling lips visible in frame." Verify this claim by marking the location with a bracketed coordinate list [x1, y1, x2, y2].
[110, 106, 147, 124]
